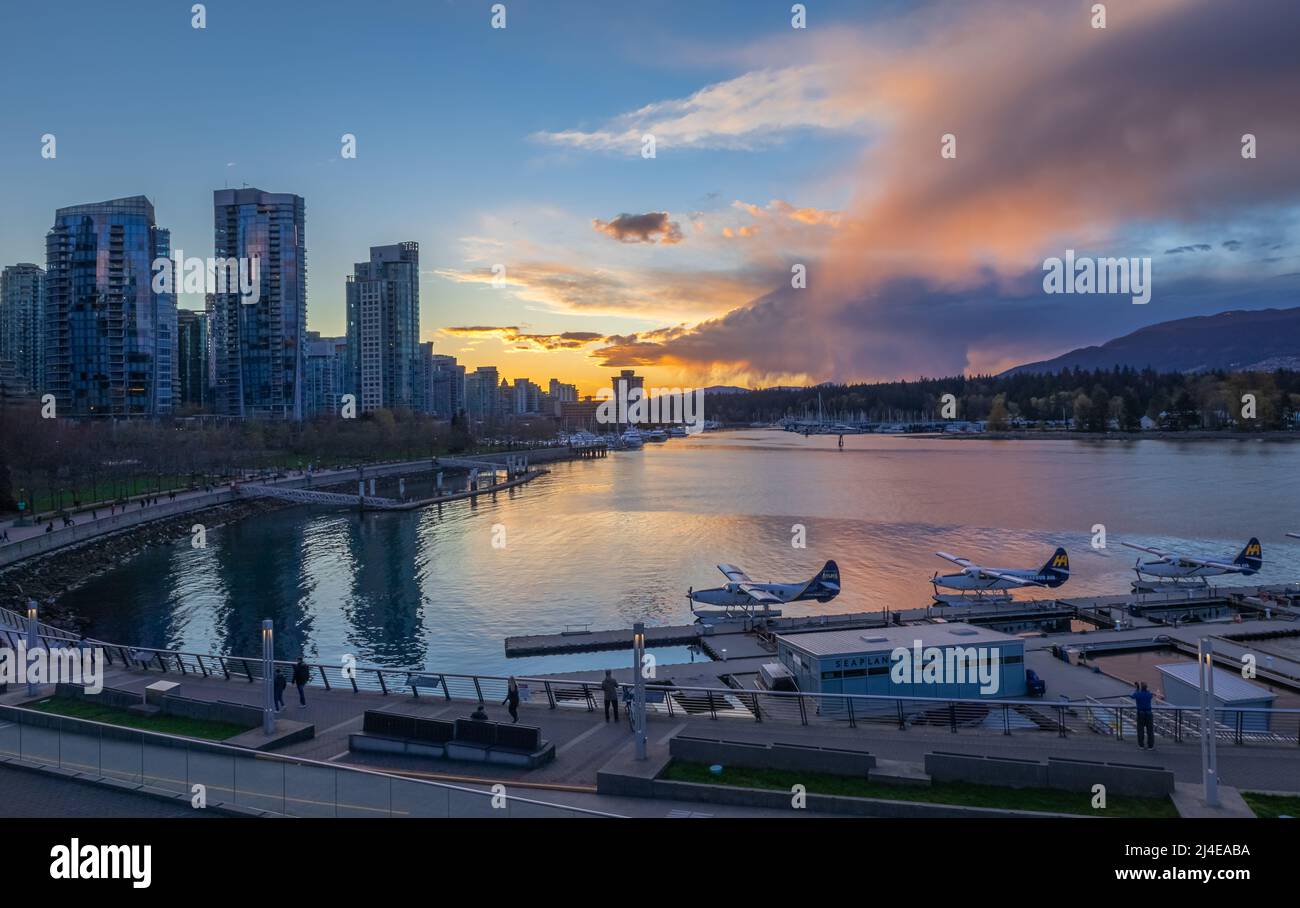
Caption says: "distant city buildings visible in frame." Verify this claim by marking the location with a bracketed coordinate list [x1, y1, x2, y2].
[44, 196, 176, 417]
[0, 263, 44, 395]
[415, 343, 464, 419]
[345, 242, 419, 413]
[304, 331, 348, 419]
[209, 188, 306, 420]
[464, 365, 500, 426]
[176, 308, 209, 411]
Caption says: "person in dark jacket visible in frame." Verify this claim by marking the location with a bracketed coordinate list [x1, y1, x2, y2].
[601, 670, 620, 722]
[292, 657, 311, 708]
[273, 669, 287, 712]
[1129, 681, 1155, 750]
[502, 676, 521, 723]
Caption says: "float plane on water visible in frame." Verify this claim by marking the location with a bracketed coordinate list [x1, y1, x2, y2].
[689, 561, 840, 624]
[930, 547, 1070, 604]
[1122, 538, 1262, 589]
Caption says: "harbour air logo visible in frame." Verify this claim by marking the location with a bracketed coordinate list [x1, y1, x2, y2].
[49, 839, 151, 889]
[1042, 249, 1151, 305]
[151, 251, 261, 305]
[0, 643, 104, 693]
[890, 640, 1001, 694]
[596, 385, 706, 434]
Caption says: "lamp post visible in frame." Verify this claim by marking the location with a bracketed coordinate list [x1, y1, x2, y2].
[261, 620, 275, 736]
[1198, 638, 1219, 807]
[632, 622, 647, 760]
[26, 598, 40, 696]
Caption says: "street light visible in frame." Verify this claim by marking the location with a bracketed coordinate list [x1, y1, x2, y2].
[26, 599, 40, 696]
[632, 622, 647, 761]
[261, 620, 276, 735]
[1198, 638, 1219, 808]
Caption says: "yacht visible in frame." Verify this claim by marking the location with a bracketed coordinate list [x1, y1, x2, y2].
[619, 427, 644, 448]
[643, 428, 668, 442]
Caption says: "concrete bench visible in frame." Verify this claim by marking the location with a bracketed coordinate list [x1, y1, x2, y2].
[351, 710, 554, 768]
[1047, 757, 1175, 797]
[669, 735, 875, 776]
[144, 680, 180, 705]
[924, 751, 1049, 789]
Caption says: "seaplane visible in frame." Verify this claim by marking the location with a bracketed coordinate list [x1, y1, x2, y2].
[1122, 537, 1262, 590]
[688, 561, 840, 624]
[930, 547, 1070, 604]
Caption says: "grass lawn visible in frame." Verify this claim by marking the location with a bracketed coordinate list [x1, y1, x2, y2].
[1241, 792, 1300, 819]
[26, 696, 252, 742]
[661, 760, 1179, 818]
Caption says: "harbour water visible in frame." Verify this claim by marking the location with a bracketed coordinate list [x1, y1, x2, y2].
[55, 432, 1300, 675]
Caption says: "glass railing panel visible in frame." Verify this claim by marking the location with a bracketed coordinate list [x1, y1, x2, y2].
[334, 769, 391, 818]
[233, 754, 285, 814]
[388, 775, 451, 818]
[140, 739, 189, 795]
[188, 748, 237, 807]
[284, 763, 339, 818]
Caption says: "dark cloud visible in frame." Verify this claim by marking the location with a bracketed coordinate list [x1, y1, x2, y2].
[1164, 244, 1213, 255]
[444, 326, 606, 350]
[592, 211, 684, 245]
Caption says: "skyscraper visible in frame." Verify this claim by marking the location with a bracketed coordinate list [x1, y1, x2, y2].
[210, 188, 306, 419]
[345, 242, 419, 413]
[176, 308, 209, 411]
[428, 352, 464, 419]
[0, 263, 45, 394]
[44, 196, 175, 416]
[305, 331, 348, 419]
[464, 365, 500, 427]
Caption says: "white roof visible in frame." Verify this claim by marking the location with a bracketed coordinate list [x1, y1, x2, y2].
[777, 623, 1020, 658]
[1155, 663, 1276, 704]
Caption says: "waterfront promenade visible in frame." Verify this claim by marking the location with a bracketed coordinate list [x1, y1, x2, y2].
[6, 653, 1297, 802]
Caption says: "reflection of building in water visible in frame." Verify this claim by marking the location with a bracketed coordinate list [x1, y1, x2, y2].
[341, 511, 427, 667]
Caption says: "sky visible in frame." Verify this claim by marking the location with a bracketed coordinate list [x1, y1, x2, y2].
[1, 0, 1297, 395]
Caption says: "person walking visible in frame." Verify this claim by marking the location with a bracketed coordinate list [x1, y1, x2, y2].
[292, 657, 311, 708]
[273, 669, 287, 712]
[1129, 681, 1155, 750]
[601, 670, 620, 723]
[502, 676, 521, 723]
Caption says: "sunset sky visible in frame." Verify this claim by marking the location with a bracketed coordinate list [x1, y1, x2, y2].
[1, 0, 1297, 395]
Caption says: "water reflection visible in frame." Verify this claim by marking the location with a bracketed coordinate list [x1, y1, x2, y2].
[57, 433, 1300, 674]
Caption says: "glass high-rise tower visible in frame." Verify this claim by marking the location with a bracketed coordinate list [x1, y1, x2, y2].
[345, 242, 419, 413]
[44, 196, 175, 416]
[0, 263, 45, 395]
[210, 188, 307, 419]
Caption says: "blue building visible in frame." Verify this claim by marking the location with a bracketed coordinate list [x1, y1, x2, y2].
[210, 188, 306, 420]
[775, 624, 1027, 701]
[0, 263, 45, 394]
[43, 196, 175, 417]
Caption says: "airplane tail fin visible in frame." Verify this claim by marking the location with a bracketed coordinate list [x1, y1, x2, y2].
[1039, 547, 1070, 586]
[1234, 537, 1262, 574]
[808, 560, 840, 602]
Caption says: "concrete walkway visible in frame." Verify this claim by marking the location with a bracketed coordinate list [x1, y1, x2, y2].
[27, 660, 1299, 797]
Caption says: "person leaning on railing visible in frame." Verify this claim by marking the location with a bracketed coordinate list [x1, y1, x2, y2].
[1129, 681, 1155, 750]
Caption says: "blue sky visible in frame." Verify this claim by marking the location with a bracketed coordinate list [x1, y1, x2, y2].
[2, 0, 1297, 391]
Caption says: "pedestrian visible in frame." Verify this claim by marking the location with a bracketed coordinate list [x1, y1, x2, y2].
[1129, 681, 1155, 750]
[502, 676, 520, 723]
[470, 702, 489, 721]
[601, 670, 620, 723]
[273, 669, 287, 712]
[292, 656, 311, 708]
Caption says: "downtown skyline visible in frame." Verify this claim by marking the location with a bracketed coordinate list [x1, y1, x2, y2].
[2, 0, 1299, 397]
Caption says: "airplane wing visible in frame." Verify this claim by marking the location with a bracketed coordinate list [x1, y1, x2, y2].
[1288, 533, 1300, 540]
[978, 569, 1046, 587]
[717, 564, 752, 583]
[1121, 542, 1170, 558]
[737, 584, 784, 604]
[1182, 558, 1248, 573]
[935, 551, 975, 568]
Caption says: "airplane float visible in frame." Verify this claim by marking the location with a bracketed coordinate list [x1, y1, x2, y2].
[689, 561, 840, 624]
[930, 547, 1070, 604]
[1121, 537, 1262, 589]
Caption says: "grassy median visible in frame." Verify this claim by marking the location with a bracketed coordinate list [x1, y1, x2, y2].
[661, 760, 1180, 818]
[1241, 792, 1300, 819]
[26, 697, 252, 742]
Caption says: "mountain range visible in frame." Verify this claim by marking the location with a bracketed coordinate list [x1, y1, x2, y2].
[1004, 307, 1300, 375]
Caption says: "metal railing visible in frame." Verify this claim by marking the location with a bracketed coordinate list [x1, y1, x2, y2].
[0, 703, 617, 818]
[4, 603, 1299, 749]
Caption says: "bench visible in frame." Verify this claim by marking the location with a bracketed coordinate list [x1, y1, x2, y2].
[351, 710, 554, 768]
